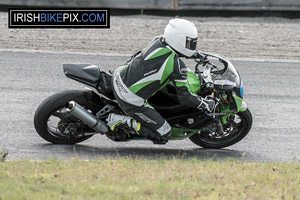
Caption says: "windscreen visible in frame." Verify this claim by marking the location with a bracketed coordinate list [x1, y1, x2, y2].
[218, 61, 241, 88]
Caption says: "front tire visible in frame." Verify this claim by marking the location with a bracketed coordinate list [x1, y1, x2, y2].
[189, 109, 252, 149]
[34, 90, 96, 144]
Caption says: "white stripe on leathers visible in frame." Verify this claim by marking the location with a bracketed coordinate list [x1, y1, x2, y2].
[112, 66, 145, 106]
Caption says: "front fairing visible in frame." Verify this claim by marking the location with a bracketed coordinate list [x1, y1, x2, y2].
[150, 53, 248, 139]
[200, 52, 241, 90]
[202, 52, 246, 112]
[188, 52, 247, 112]
[219, 60, 246, 112]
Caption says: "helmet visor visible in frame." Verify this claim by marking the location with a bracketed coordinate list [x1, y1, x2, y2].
[185, 36, 197, 50]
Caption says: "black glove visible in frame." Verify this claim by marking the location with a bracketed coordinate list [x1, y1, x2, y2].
[191, 50, 205, 59]
[199, 97, 216, 112]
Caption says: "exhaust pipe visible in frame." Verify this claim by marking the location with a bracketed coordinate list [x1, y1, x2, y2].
[65, 101, 109, 134]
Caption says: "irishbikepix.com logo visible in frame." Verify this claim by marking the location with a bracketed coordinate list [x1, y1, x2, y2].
[8, 8, 110, 28]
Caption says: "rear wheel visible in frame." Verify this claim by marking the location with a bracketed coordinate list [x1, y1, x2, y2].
[34, 90, 97, 144]
[189, 109, 252, 149]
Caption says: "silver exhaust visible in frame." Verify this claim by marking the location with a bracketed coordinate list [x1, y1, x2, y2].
[65, 101, 109, 134]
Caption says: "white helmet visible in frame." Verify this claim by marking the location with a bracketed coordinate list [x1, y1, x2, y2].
[163, 18, 198, 57]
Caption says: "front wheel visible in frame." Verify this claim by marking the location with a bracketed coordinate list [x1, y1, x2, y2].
[189, 109, 252, 149]
[34, 90, 98, 144]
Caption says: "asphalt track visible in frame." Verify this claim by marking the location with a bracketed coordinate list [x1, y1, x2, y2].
[0, 49, 299, 162]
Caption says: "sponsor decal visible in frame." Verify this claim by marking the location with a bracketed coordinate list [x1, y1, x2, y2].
[144, 69, 158, 77]
[8, 8, 110, 28]
[134, 113, 157, 124]
[115, 75, 128, 93]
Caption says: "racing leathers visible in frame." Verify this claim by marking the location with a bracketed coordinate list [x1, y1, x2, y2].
[110, 36, 214, 143]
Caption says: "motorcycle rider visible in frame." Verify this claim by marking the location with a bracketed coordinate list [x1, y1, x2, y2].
[107, 18, 215, 144]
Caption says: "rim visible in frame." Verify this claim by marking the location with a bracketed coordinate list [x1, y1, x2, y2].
[198, 113, 244, 145]
[46, 106, 94, 139]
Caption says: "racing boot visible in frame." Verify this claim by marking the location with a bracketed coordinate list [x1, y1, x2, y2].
[151, 132, 171, 144]
[106, 113, 139, 132]
[106, 113, 140, 141]
[106, 113, 169, 144]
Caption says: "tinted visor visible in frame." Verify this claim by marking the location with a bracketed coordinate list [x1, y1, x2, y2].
[185, 36, 197, 50]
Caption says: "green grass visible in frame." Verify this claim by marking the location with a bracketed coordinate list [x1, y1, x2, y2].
[0, 158, 299, 200]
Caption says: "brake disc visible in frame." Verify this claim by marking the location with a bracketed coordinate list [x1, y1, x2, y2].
[58, 116, 86, 138]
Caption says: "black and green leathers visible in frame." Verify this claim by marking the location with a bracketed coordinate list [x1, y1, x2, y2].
[111, 36, 206, 141]
[113, 36, 203, 108]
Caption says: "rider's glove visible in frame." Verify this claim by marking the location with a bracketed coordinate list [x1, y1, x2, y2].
[191, 50, 205, 59]
[198, 97, 216, 112]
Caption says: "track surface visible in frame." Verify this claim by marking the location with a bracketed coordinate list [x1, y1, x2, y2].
[0, 50, 299, 162]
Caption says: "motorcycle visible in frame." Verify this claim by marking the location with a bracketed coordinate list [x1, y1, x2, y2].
[34, 52, 252, 149]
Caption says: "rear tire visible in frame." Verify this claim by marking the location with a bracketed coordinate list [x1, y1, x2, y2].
[34, 90, 95, 144]
[189, 109, 252, 149]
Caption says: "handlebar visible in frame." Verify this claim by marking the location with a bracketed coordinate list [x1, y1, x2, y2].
[191, 50, 206, 60]
[202, 64, 214, 84]
[192, 50, 219, 84]
[192, 52, 215, 94]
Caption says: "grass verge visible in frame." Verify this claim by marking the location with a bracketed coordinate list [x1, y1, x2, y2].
[0, 158, 299, 200]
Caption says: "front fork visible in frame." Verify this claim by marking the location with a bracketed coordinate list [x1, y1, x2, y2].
[210, 86, 247, 126]
[220, 93, 248, 125]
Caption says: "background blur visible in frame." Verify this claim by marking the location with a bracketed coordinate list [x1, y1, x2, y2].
[1, 0, 300, 61]
[1, 0, 300, 12]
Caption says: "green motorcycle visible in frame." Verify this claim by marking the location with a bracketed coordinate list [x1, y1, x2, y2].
[34, 52, 252, 149]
